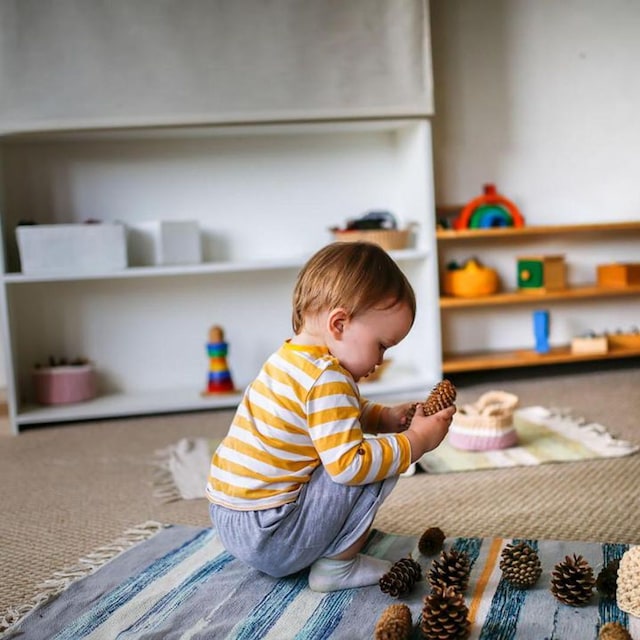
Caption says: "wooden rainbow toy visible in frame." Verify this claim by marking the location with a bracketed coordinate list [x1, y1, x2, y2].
[454, 183, 525, 230]
[202, 325, 236, 395]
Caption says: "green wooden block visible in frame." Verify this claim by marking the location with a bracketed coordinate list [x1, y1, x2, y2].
[518, 260, 544, 288]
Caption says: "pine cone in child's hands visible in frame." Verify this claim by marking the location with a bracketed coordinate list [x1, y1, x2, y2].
[423, 379, 457, 416]
[404, 379, 457, 425]
[403, 402, 420, 426]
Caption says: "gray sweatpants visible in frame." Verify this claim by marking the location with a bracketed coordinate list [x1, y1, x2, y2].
[209, 466, 397, 578]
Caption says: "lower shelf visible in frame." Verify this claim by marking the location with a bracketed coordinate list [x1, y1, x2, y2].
[15, 370, 432, 427]
[443, 345, 640, 374]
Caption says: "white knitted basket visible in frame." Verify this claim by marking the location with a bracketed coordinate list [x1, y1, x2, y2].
[617, 545, 640, 617]
[453, 391, 519, 430]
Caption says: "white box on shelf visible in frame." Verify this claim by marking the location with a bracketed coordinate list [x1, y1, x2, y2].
[16, 223, 127, 275]
[127, 220, 202, 266]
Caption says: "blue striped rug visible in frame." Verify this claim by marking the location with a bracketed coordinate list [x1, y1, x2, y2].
[2, 524, 638, 639]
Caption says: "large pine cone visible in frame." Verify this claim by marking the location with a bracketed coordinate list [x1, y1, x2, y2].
[598, 622, 632, 640]
[499, 542, 542, 589]
[405, 380, 458, 425]
[421, 585, 470, 640]
[550, 554, 595, 606]
[424, 380, 457, 416]
[379, 557, 422, 597]
[374, 603, 413, 640]
[596, 558, 620, 599]
[419, 527, 446, 556]
[428, 549, 471, 594]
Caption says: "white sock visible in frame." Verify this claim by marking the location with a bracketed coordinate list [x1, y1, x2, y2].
[308, 554, 392, 592]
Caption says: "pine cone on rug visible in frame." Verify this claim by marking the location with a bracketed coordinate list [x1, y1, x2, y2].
[374, 603, 413, 640]
[596, 558, 620, 599]
[427, 548, 471, 594]
[499, 542, 542, 589]
[550, 554, 595, 606]
[598, 622, 633, 640]
[379, 557, 422, 597]
[419, 527, 446, 556]
[420, 585, 470, 640]
[404, 379, 458, 425]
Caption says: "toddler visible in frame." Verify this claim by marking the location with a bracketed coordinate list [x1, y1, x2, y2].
[207, 241, 455, 591]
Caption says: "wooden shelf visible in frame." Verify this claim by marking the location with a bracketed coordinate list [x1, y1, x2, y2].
[443, 344, 640, 374]
[440, 283, 640, 308]
[436, 220, 640, 241]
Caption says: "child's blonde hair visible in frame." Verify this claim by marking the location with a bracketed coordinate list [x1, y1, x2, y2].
[292, 242, 416, 333]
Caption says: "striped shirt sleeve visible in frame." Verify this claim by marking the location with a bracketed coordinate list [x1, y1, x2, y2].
[360, 399, 384, 434]
[306, 367, 412, 485]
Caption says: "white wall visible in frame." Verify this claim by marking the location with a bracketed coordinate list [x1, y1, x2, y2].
[431, 0, 640, 220]
[431, 0, 640, 355]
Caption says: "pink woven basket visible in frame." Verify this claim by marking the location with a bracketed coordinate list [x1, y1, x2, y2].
[32, 365, 96, 405]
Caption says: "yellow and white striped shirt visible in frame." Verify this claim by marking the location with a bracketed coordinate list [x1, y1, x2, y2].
[206, 341, 412, 511]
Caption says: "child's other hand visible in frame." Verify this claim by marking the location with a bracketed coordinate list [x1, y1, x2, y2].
[404, 404, 456, 462]
[380, 402, 414, 433]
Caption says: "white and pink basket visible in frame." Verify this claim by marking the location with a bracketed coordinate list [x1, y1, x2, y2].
[449, 390, 519, 451]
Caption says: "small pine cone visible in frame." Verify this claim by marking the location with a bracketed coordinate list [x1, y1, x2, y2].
[379, 557, 422, 597]
[550, 554, 595, 606]
[374, 603, 413, 640]
[596, 558, 620, 599]
[499, 542, 542, 589]
[404, 402, 419, 426]
[421, 585, 470, 640]
[428, 549, 471, 594]
[598, 622, 633, 640]
[423, 380, 457, 417]
[419, 527, 446, 556]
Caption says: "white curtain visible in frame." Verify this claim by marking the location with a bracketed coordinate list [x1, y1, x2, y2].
[0, 0, 433, 132]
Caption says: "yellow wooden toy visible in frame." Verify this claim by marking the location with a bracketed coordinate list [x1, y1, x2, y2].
[443, 258, 499, 297]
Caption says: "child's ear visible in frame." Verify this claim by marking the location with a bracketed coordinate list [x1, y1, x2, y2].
[328, 308, 349, 338]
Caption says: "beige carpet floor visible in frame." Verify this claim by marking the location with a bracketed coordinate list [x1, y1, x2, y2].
[1, 366, 639, 616]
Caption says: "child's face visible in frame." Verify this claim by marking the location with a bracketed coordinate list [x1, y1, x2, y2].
[330, 301, 413, 382]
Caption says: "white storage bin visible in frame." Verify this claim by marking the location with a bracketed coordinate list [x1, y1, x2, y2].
[16, 223, 127, 275]
[127, 220, 202, 266]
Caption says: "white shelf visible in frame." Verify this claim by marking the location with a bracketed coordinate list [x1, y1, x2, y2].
[0, 117, 440, 433]
[16, 388, 244, 426]
[16, 367, 432, 426]
[2, 248, 429, 285]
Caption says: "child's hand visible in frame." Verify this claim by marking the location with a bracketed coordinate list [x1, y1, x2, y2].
[379, 402, 415, 433]
[404, 404, 456, 462]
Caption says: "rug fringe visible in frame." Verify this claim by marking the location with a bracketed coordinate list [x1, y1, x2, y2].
[544, 406, 640, 456]
[151, 438, 213, 502]
[0, 521, 166, 637]
[152, 445, 183, 502]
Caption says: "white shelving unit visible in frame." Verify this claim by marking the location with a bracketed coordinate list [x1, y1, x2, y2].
[0, 118, 442, 433]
